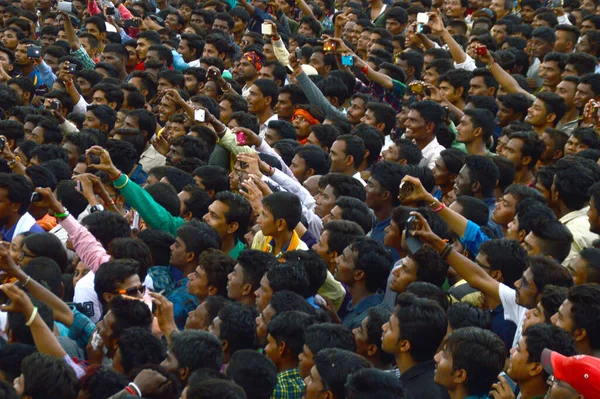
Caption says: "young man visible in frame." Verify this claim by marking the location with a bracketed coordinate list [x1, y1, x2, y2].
[335, 237, 392, 329]
[388, 247, 448, 295]
[404, 100, 445, 170]
[542, 349, 600, 399]
[538, 128, 568, 166]
[251, 192, 307, 259]
[329, 135, 367, 186]
[492, 184, 546, 233]
[507, 200, 557, 244]
[353, 307, 396, 373]
[434, 327, 506, 399]
[551, 284, 600, 357]
[226, 249, 276, 306]
[552, 159, 599, 265]
[298, 323, 356, 378]
[312, 220, 365, 274]
[524, 92, 567, 135]
[202, 191, 252, 258]
[523, 219, 574, 264]
[265, 311, 315, 399]
[504, 323, 577, 399]
[247, 78, 279, 138]
[0, 173, 44, 242]
[455, 108, 496, 156]
[209, 302, 258, 364]
[381, 293, 449, 399]
[567, 248, 600, 285]
[502, 131, 545, 186]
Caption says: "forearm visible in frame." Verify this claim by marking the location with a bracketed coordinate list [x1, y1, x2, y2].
[256, 139, 295, 178]
[65, 81, 83, 105]
[428, 196, 469, 237]
[59, 214, 111, 273]
[272, 37, 290, 67]
[365, 65, 394, 90]
[64, 19, 80, 51]
[444, 246, 500, 301]
[296, 71, 345, 119]
[489, 62, 536, 100]
[30, 311, 67, 358]
[442, 29, 467, 64]
[418, 33, 437, 50]
[37, 61, 56, 87]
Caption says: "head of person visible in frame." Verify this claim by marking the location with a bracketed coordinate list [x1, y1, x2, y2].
[454, 155, 500, 198]
[542, 348, 600, 399]
[352, 307, 396, 368]
[113, 327, 167, 375]
[226, 350, 278, 399]
[259, 192, 302, 236]
[523, 219, 574, 263]
[290, 145, 331, 184]
[477, 238, 528, 289]
[226, 249, 275, 302]
[345, 368, 408, 399]
[389, 246, 449, 294]
[456, 108, 496, 145]
[405, 100, 445, 143]
[515, 256, 574, 310]
[525, 92, 567, 128]
[0, 173, 33, 221]
[329, 134, 365, 173]
[312, 220, 365, 271]
[161, 330, 224, 384]
[508, 200, 557, 243]
[187, 247, 233, 301]
[334, 237, 392, 293]
[15, 353, 78, 399]
[209, 302, 258, 362]
[523, 284, 569, 332]
[265, 311, 315, 371]
[299, 323, 357, 378]
[568, 247, 600, 286]
[255, 262, 310, 312]
[492, 184, 547, 227]
[365, 161, 404, 211]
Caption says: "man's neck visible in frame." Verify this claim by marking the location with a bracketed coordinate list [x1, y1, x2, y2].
[178, 262, 197, 277]
[20, 64, 34, 76]
[518, 377, 551, 399]
[272, 230, 294, 255]
[448, 385, 470, 399]
[465, 139, 488, 156]
[119, 68, 127, 81]
[562, 107, 579, 124]
[396, 353, 418, 374]
[221, 234, 236, 254]
[533, 123, 551, 135]
[414, 135, 434, 151]
[373, 203, 393, 224]
[238, 295, 256, 307]
[278, 359, 299, 373]
[452, 98, 466, 111]
[233, 31, 244, 44]
[555, 202, 575, 220]
[514, 168, 535, 186]
[257, 108, 275, 125]
[1, 213, 21, 232]
[348, 283, 373, 309]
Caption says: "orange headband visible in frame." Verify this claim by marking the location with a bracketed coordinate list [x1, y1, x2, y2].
[292, 109, 319, 125]
[244, 51, 262, 71]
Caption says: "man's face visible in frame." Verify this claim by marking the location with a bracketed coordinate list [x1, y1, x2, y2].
[453, 165, 472, 197]
[315, 184, 336, 218]
[523, 301, 547, 332]
[520, 5, 535, 22]
[202, 200, 231, 239]
[1, 29, 18, 50]
[136, 38, 152, 61]
[85, 22, 101, 39]
[492, 193, 518, 227]
[347, 97, 366, 124]
[360, 109, 379, 130]
[555, 80, 577, 109]
[254, 274, 272, 312]
[160, 351, 180, 377]
[227, 263, 247, 301]
[334, 245, 356, 285]
[507, 336, 533, 382]
[27, 127, 45, 144]
[550, 299, 575, 334]
[166, 14, 182, 31]
[83, 110, 103, 130]
[491, 24, 508, 44]
[101, 52, 124, 70]
[587, 197, 600, 234]
[539, 61, 562, 89]
[567, 255, 590, 286]
[574, 82, 595, 109]
[328, 140, 348, 173]
[490, 0, 507, 18]
[298, 22, 315, 37]
[513, 268, 538, 309]
[247, 84, 268, 114]
[404, 109, 430, 141]
[439, 81, 462, 105]
[497, 102, 520, 128]
[365, 176, 387, 210]
[187, 264, 212, 299]
[468, 76, 491, 97]
[178, 39, 196, 63]
[504, 138, 525, 170]
[385, 18, 403, 35]
[290, 154, 310, 183]
[444, 0, 465, 18]
[14, 44, 32, 67]
[167, 144, 185, 165]
[389, 256, 418, 293]
[564, 135, 589, 156]
[456, 114, 477, 144]
[423, 67, 441, 86]
[212, 18, 230, 34]
[530, 37, 553, 59]
[525, 98, 549, 127]
[554, 30, 572, 53]
[539, 131, 559, 164]
[258, 64, 276, 82]
[238, 58, 258, 83]
[309, 51, 326, 76]
[274, 92, 293, 120]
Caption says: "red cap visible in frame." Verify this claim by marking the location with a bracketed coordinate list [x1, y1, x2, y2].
[541, 348, 600, 398]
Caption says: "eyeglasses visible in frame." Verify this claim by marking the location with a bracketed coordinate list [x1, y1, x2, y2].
[19, 250, 36, 261]
[114, 285, 146, 297]
[475, 260, 493, 271]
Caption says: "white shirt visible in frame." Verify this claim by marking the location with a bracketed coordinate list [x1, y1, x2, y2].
[499, 283, 527, 348]
[259, 113, 278, 139]
[419, 137, 445, 170]
[353, 171, 367, 186]
[560, 206, 599, 266]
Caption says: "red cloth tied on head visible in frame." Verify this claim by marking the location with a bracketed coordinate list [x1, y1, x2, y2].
[292, 109, 319, 125]
[244, 51, 263, 71]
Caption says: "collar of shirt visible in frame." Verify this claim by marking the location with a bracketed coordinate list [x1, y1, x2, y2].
[400, 359, 436, 381]
[559, 206, 589, 225]
[347, 292, 384, 314]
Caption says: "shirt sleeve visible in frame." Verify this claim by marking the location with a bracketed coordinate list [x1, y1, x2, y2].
[67, 307, 96, 349]
[171, 49, 190, 72]
[498, 283, 520, 323]
[461, 220, 491, 257]
[63, 354, 86, 379]
[256, 140, 294, 178]
[112, 173, 185, 235]
[296, 71, 346, 120]
[59, 215, 111, 273]
[217, 128, 256, 156]
[70, 47, 96, 70]
[272, 37, 290, 67]
[36, 61, 56, 88]
[454, 54, 477, 71]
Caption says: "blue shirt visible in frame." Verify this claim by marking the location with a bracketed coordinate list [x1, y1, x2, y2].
[369, 217, 399, 263]
[129, 164, 148, 186]
[341, 293, 384, 330]
[461, 220, 491, 257]
[0, 218, 44, 242]
[483, 197, 503, 238]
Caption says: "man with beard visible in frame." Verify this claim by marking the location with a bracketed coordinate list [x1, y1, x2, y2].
[555, 76, 580, 135]
[239, 50, 264, 98]
[574, 73, 600, 112]
[15, 40, 45, 91]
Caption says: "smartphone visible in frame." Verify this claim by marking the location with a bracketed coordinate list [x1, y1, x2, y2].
[551, 0, 563, 7]
[30, 192, 43, 203]
[48, 101, 60, 110]
[416, 12, 429, 24]
[341, 54, 354, 66]
[476, 45, 488, 56]
[106, 6, 115, 15]
[236, 131, 246, 145]
[68, 63, 77, 73]
[57, 1, 72, 12]
[27, 46, 41, 59]
[323, 40, 337, 52]
[295, 47, 303, 60]
[207, 69, 219, 79]
[194, 109, 206, 122]
[404, 215, 423, 254]
[261, 22, 273, 35]
[124, 19, 140, 28]
[409, 82, 424, 95]
[416, 23, 424, 34]
[498, 372, 518, 392]
[398, 181, 414, 202]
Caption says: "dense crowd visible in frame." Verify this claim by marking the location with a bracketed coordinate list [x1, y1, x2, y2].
[0, 0, 598, 397]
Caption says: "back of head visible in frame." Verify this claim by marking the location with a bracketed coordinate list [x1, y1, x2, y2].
[447, 302, 492, 331]
[351, 237, 393, 292]
[465, 155, 500, 198]
[314, 348, 371, 399]
[267, 311, 316, 358]
[479, 239, 528, 288]
[171, 330, 224, 373]
[346, 368, 408, 399]
[21, 352, 78, 399]
[262, 191, 302, 230]
[304, 323, 356, 356]
[23, 257, 62, 297]
[226, 350, 277, 399]
[394, 293, 447, 362]
[443, 327, 506, 396]
[23, 233, 68, 273]
[0, 343, 36, 383]
[81, 211, 131, 249]
[186, 379, 247, 399]
[529, 219, 573, 263]
[117, 327, 167, 375]
[454, 196, 490, 227]
[567, 284, 600, 351]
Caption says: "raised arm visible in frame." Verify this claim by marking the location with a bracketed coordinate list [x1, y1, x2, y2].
[475, 51, 536, 101]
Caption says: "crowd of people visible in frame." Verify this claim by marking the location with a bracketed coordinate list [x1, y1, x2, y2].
[0, 0, 598, 397]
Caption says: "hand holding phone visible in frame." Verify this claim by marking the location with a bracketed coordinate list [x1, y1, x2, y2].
[194, 109, 206, 122]
[261, 22, 273, 35]
[323, 40, 337, 52]
[236, 131, 246, 145]
[57, 1, 72, 12]
[341, 54, 354, 66]
[476, 45, 488, 56]
[404, 215, 424, 254]
[26, 46, 41, 59]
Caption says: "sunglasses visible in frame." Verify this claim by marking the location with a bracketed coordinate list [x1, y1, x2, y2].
[115, 285, 146, 297]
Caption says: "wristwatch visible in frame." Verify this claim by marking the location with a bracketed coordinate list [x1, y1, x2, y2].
[90, 204, 105, 213]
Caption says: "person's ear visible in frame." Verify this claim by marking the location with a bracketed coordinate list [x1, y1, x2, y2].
[108, 101, 117, 110]
[473, 127, 482, 139]
[182, 210, 193, 221]
[226, 221, 239, 235]
[425, 121, 435, 136]
[553, 149, 564, 161]
[276, 218, 286, 232]
[448, 173, 457, 183]
[327, 250, 338, 266]
[184, 251, 195, 264]
[221, 339, 229, 353]
[573, 328, 588, 343]
[522, 155, 532, 168]
[101, 123, 109, 132]
[490, 270, 502, 282]
[398, 338, 411, 353]
[207, 284, 218, 296]
[517, 229, 526, 243]
[344, 155, 354, 167]
[453, 368, 467, 385]
[265, 95, 273, 108]
[241, 282, 253, 297]
[529, 361, 543, 377]
[363, 149, 370, 162]
[471, 181, 481, 194]
[366, 344, 378, 357]
[546, 113, 556, 124]
[354, 269, 365, 282]
[103, 292, 114, 304]
[179, 367, 190, 383]
[455, 86, 464, 100]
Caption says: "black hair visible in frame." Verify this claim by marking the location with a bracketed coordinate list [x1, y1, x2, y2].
[21, 353, 78, 399]
[314, 349, 371, 399]
[93, 260, 142, 310]
[30, 144, 68, 164]
[193, 165, 229, 194]
[267, 119, 297, 142]
[118, 327, 167, 375]
[345, 368, 407, 399]
[79, 366, 128, 399]
[410, 246, 449, 288]
[463, 108, 496, 141]
[22, 232, 68, 274]
[267, 262, 310, 298]
[408, 100, 444, 136]
[252, 79, 279, 109]
[335, 134, 365, 170]
[443, 327, 506, 396]
[217, 302, 258, 354]
[394, 138, 423, 165]
[399, 50, 424, 80]
[269, 290, 317, 316]
[186, 379, 246, 399]
[198, 249, 235, 296]
[267, 311, 315, 358]
[364, 307, 395, 365]
[515, 199, 557, 236]
[369, 161, 405, 207]
[322, 220, 365, 257]
[108, 237, 153, 281]
[529, 256, 574, 297]
[438, 69, 472, 100]
[464, 155, 500, 198]
[105, 139, 139, 174]
[262, 191, 302, 231]
[454, 196, 489, 227]
[144, 182, 180, 217]
[282, 250, 327, 297]
[332, 197, 373, 233]
[540, 285, 569, 322]
[92, 83, 124, 110]
[554, 156, 596, 210]
[135, 229, 175, 268]
[568, 284, 600, 351]
[320, 173, 367, 202]
[350, 237, 392, 292]
[448, 302, 492, 330]
[226, 350, 278, 399]
[171, 330, 224, 372]
[523, 323, 577, 379]
[177, 221, 222, 258]
[536, 91, 566, 123]
[87, 104, 117, 130]
[0, 343, 36, 383]
[0, 173, 32, 215]
[479, 239, 527, 288]
[528, 219, 573, 263]
[309, 125, 340, 152]
[394, 293, 447, 362]
[294, 145, 331, 176]
[405, 282, 450, 311]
